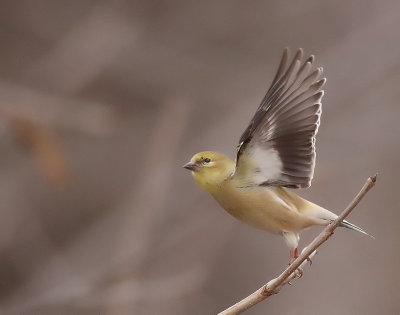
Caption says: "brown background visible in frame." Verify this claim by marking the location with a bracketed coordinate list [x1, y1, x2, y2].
[0, 1, 399, 314]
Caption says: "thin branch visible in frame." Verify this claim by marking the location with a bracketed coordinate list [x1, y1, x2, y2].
[218, 174, 377, 315]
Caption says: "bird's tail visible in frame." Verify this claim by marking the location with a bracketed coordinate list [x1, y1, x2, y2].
[340, 220, 375, 239]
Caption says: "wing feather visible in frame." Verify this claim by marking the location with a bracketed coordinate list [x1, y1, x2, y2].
[234, 48, 325, 188]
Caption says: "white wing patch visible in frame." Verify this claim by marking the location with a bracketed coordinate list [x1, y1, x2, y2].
[234, 146, 282, 187]
[252, 147, 282, 184]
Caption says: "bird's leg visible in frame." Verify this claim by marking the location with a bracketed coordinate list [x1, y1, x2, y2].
[289, 247, 299, 264]
[282, 232, 303, 277]
[290, 247, 313, 265]
[289, 248, 303, 278]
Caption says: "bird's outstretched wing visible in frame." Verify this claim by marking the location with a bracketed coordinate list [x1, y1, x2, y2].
[233, 48, 325, 188]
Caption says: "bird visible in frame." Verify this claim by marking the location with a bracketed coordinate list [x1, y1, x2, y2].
[183, 48, 371, 263]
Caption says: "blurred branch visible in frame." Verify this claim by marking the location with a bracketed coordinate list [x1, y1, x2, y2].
[104, 98, 191, 314]
[218, 174, 377, 315]
[0, 80, 116, 136]
[10, 118, 71, 188]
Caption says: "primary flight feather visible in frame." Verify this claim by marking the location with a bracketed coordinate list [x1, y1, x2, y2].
[183, 48, 370, 262]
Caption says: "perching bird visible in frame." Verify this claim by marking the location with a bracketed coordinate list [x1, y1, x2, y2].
[183, 48, 371, 263]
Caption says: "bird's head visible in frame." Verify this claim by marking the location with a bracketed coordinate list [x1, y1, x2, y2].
[183, 151, 235, 192]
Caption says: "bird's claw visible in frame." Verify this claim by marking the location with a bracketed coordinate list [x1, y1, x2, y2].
[295, 267, 303, 278]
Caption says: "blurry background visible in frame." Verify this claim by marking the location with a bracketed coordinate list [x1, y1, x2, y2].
[0, 1, 398, 314]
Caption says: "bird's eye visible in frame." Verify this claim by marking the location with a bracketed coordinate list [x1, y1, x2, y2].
[204, 158, 211, 163]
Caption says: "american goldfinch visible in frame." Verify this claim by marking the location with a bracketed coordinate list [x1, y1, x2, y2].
[184, 48, 370, 262]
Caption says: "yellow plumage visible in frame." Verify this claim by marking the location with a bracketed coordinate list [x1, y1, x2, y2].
[183, 49, 370, 261]
[186, 151, 337, 252]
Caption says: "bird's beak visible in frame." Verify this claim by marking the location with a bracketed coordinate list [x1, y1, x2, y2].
[183, 161, 199, 172]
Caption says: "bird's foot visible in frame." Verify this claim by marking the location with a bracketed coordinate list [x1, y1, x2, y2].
[289, 247, 299, 264]
[290, 247, 313, 266]
[287, 267, 303, 283]
[288, 247, 303, 278]
[295, 267, 303, 278]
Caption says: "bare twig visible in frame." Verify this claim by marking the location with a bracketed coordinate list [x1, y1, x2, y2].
[218, 174, 377, 315]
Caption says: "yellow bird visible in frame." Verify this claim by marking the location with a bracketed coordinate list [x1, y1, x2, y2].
[183, 48, 370, 262]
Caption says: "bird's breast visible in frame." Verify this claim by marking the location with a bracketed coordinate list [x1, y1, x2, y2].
[210, 182, 311, 233]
